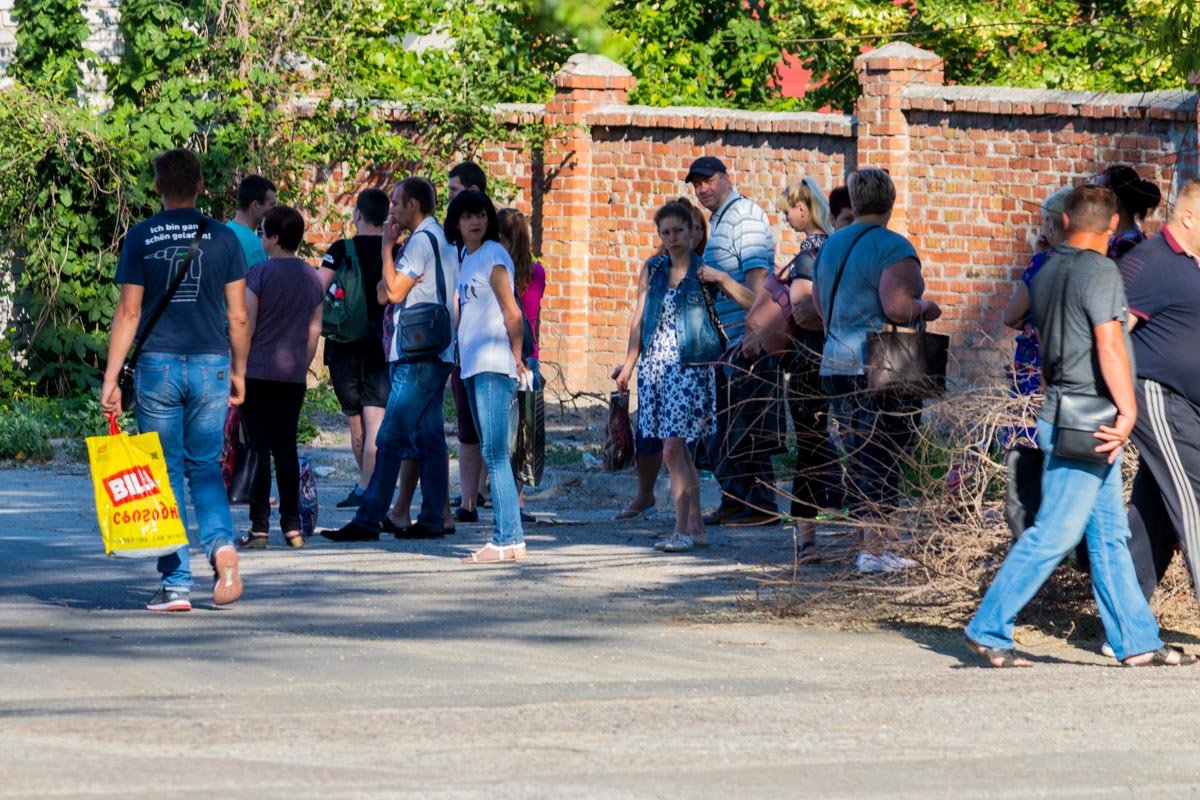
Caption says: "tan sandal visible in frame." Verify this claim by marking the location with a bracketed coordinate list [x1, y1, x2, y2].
[461, 542, 527, 564]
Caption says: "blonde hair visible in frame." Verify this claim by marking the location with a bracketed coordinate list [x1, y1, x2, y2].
[777, 177, 833, 236]
[1041, 187, 1071, 245]
[1171, 179, 1200, 220]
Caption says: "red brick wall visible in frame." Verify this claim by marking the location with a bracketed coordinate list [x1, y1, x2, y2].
[307, 45, 1199, 397]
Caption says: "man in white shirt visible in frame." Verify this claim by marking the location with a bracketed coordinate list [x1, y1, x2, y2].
[321, 177, 459, 540]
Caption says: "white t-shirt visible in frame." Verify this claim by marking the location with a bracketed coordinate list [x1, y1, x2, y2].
[388, 218, 459, 364]
[457, 240, 517, 380]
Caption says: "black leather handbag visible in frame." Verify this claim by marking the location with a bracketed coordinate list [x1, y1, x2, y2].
[1053, 393, 1117, 462]
[397, 230, 453, 360]
[865, 322, 950, 397]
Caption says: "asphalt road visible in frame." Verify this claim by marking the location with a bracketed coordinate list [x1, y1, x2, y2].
[4, 448, 1200, 799]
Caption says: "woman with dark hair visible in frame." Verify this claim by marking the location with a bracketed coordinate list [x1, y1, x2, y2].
[613, 202, 718, 553]
[1097, 164, 1162, 260]
[827, 186, 855, 230]
[448, 191, 530, 563]
[613, 197, 708, 522]
[238, 206, 324, 549]
[498, 207, 545, 521]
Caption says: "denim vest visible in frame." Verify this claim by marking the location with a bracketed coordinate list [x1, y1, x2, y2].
[641, 252, 724, 366]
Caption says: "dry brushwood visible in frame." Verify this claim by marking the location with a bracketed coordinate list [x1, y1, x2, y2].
[746, 376, 1200, 636]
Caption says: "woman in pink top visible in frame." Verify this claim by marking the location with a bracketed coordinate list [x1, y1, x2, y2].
[499, 208, 545, 521]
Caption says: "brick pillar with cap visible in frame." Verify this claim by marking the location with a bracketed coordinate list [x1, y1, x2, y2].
[540, 54, 636, 392]
[854, 42, 944, 236]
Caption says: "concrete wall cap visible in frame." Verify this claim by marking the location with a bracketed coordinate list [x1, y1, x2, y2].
[556, 53, 634, 79]
[904, 83, 1197, 113]
[856, 41, 941, 66]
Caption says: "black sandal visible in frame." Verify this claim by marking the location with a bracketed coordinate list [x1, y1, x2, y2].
[237, 532, 268, 550]
[796, 541, 821, 564]
[965, 635, 1032, 668]
[1123, 646, 1198, 667]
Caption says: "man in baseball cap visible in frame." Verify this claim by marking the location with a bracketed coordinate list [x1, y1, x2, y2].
[685, 156, 728, 183]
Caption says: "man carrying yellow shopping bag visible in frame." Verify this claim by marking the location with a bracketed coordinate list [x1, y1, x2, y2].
[99, 148, 251, 612]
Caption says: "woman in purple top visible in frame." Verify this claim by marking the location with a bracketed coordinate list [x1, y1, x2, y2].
[238, 206, 324, 549]
[499, 208, 545, 520]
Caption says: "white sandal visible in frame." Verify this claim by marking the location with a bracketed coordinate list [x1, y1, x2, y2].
[461, 542, 527, 564]
[655, 533, 693, 553]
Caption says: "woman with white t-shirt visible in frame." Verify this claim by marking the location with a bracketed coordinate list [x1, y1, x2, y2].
[447, 190, 531, 563]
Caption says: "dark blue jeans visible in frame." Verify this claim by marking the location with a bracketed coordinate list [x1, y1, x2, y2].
[354, 359, 452, 529]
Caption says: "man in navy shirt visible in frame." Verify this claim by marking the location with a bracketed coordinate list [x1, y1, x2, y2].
[101, 148, 251, 612]
[1120, 178, 1200, 604]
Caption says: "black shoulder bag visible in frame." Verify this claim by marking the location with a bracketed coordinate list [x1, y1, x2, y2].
[396, 229, 454, 361]
[1047, 251, 1117, 462]
[117, 220, 209, 412]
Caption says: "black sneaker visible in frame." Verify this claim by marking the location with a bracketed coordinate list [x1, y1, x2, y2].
[336, 489, 364, 509]
[520, 510, 536, 524]
[393, 522, 447, 540]
[147, 587, 192, 612]
[453, 507, 479, 523]
[319, 521, 380, 542]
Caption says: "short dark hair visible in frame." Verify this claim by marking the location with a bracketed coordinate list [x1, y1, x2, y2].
[355, 188, 390, 227]
[828, 186, 852, 219]
[444, 190, 499, 247]
[237, 175, 277, 211]
[1064, 185, 1118, 235]
[262, 205, 305, 252]
[400, 177, 437, 216]
[152, 148, 202, 202]
[449, 161, 487, 195]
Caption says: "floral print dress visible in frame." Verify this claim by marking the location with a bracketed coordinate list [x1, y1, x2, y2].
[636, 288, 716, 441]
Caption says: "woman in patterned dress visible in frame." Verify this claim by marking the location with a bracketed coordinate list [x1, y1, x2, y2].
[614, 202, 717, 553]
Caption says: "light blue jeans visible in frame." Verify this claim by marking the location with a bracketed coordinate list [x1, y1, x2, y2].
[966, 419, 1162, 660]
[134, 353, 236, 590]
[464, 371, 523, 546]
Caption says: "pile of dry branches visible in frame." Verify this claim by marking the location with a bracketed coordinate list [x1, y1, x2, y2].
[751, 377, 1200, 636]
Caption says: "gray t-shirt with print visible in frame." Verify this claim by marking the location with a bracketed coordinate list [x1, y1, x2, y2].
[1030, 245, 1134, 423]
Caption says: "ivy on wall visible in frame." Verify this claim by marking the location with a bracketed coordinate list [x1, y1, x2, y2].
[9, 0, 89, 96]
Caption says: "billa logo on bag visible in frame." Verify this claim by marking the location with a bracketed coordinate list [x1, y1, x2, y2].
[103, 466, 161, 505]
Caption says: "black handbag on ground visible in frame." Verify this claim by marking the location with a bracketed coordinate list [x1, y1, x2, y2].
[396, 230, 453, 360]
[1044, 251, 1118, 463]
[117, 221, 209, 412]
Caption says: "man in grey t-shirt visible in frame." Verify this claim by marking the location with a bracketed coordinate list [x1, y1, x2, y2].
[965, 185, 1189, 667]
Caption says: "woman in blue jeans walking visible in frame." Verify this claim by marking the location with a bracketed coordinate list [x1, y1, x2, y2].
[447, 190, 530, 563]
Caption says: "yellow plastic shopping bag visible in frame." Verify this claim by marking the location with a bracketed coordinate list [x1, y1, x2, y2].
[86, 414, 188, 559]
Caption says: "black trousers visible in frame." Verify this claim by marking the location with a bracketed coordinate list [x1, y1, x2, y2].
[707, 351, 780, 515]
[1126, 378, 1200, 599]
[241, 378, 307, 533]
[781, 347, 840, 519]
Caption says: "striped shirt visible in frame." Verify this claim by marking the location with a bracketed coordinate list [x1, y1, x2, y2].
[702, 191, 775, 339]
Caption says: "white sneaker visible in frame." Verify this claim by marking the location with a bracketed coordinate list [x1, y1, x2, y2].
[1100, 641, 1115, 659]
[856, 551, 916, 573]
[656, 533, 693, 553]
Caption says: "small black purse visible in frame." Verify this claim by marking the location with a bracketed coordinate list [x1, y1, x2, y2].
[396, 229, 453, 361]
[1054, 393, 1117, 462]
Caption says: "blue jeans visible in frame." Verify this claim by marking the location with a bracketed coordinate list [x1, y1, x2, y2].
[134, 353, 235, 590]
[355, 359, 452, 529]
[465, 371, 523, 546]
[966, 419, 1162, 660]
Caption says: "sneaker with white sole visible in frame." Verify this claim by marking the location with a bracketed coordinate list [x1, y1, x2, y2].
[211, 545, 244, 606]
[856, 551, 917, 573]
[655, 533, 694, 552]
[146, 587, 192, 612]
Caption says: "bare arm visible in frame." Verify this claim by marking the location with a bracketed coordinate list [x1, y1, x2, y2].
[306, 299, 323, 368]
[225, 278, 250, 406]
[1092, 319, 1137, 463]
[488, 265, 528, 381]
[100, 284, 145, 415]
[1002, 282, 1031, 330]
[789, 278, 823, 331]
[381, 220, 419, 305]
[879, 257, 941, 324]
[613, 264, 650, 392]
[696, 265, 761, 310]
